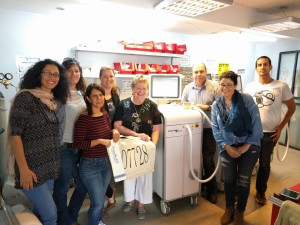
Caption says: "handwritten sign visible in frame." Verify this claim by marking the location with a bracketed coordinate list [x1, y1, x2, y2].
[107, 141, 126, 182]
[107, 138, 156, 181]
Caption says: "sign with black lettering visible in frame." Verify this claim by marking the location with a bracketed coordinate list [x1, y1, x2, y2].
[108, 138, 156, 181]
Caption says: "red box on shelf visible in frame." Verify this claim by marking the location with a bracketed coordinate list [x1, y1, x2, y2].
[148, 64, 160, 74]
[124, 43, 153, 52]
[159, 64, 170, 74]
[143, 42, 154, 51]
[175, 44, 187, 54]
[169, 65, 180, 74]
[164, 43, 177, 53]
[113, 62, 135, 74]
[153, 42, 166, 53]
[135, 63, 148, 74]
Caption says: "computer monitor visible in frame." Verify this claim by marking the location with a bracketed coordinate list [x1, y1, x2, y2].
[149, 74, 182, 100]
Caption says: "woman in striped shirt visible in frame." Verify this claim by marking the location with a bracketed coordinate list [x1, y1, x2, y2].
[74, 83, 120, 225]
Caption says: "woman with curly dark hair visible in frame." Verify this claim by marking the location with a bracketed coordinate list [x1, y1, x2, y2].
[8, 59, 69, 225]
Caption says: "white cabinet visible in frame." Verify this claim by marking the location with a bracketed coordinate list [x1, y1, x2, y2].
[72, 46, 186, 78]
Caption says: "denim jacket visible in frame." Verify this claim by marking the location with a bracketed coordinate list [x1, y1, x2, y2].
[211, 93, 263, 154]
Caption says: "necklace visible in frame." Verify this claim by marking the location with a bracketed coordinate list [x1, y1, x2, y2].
[133, 102, 143, 123]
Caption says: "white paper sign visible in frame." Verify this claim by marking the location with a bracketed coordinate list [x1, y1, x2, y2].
[108, 138, 156, 181]
[107, 141, 126, 182]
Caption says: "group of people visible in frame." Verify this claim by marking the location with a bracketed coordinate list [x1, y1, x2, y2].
[182, 57, 295, 225]
[7, 58, 162, 225]
[7, 55, 295, 225]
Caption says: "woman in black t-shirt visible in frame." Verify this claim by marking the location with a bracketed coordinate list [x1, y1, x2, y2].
[114, 74, 162, 220]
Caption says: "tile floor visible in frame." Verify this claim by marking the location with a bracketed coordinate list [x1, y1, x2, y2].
[77, 146, 300, 225]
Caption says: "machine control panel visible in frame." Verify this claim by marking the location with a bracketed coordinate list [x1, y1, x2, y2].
[165, 123, 201, 138]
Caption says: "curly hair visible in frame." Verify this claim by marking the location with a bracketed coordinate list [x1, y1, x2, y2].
[84, 83, 106, 116]
[62, 58, 86, 93]
[131, 74, 149, 89]
[19, 59, 69, 104]
[219, 71, 238, 86]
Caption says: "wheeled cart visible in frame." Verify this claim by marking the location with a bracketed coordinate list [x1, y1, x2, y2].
[153, 104, 202, 214]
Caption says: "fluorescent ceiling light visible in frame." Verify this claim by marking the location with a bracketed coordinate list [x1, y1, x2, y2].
[155, 0, 233, 17]
[249, 17, 300, 32]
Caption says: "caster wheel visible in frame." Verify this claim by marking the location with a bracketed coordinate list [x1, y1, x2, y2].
[190, 195, 198, 206]
[160, 199, 170, 215]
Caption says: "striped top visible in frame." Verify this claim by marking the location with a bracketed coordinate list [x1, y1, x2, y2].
[74, 113, 111, 158]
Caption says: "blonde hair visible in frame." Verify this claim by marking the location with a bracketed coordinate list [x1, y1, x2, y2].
[99, 66, 118, 94]
[131, 74, 149, 89]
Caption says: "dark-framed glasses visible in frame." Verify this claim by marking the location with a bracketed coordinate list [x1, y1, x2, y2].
[41, 71, 60, 78]
[220, 84, 234, 89]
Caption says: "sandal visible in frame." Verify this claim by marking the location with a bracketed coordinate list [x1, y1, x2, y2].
[102, 208, 109, 218]
[122, 201, 134, 212]
[137, 207, 146, 220]
[106, 200, 116, 209]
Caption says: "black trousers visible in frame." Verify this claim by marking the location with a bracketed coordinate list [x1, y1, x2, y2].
[202, 128, 218, 195]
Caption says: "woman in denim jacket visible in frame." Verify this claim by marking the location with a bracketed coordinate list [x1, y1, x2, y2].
[211, 71, 263, 225]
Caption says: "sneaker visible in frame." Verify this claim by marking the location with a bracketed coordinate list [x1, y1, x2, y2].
[137, 207, 146, 220]
[122, 201, 134, 212]
[98, 221, 106, 225]
[255, 192, 267, 205]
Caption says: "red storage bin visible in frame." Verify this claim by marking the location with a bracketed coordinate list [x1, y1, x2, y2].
[135, 63, 148, 74]
[175, 44, 187, 54]
[124, 43, 153, 52]
[160, 64, 170, 74]
[153, 42, 166, 53]
[169, 65, 180, 74]
[164, 43, 177, 53]
[143, 42, 154, 52]
[113, 62, 135, 74]
[148, 64, 160, 74]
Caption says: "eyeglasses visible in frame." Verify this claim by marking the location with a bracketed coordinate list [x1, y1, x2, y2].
[220, 84, 234, 89]
[63, 57, 80, 65]
[41, 71, 60, 78]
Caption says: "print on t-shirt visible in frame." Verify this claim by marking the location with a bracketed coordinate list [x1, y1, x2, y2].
[253, 90, 275, 108]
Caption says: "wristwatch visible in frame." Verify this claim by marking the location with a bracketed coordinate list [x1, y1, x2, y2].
[222, 144, 227, 150]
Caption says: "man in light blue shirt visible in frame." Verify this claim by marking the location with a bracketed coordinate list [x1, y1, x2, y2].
[181, 62, 219, 203]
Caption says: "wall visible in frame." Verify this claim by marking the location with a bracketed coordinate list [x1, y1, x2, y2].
[253, 40, 300, 79]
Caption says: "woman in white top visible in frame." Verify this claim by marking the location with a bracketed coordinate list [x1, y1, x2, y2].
[53, 58, 87, 225]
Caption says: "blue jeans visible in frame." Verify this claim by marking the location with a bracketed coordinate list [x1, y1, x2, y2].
[22, 180, 57, 225]
[53, 148, 87, 225]
[221, 145, 260, 211]
[79, 157, 112, 225]
[256, 132, 276, 194]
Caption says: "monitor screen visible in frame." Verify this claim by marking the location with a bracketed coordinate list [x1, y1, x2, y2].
[149, 74, 182, 100]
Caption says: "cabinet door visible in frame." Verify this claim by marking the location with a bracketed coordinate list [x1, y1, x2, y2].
[164, 135, 184, 201]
